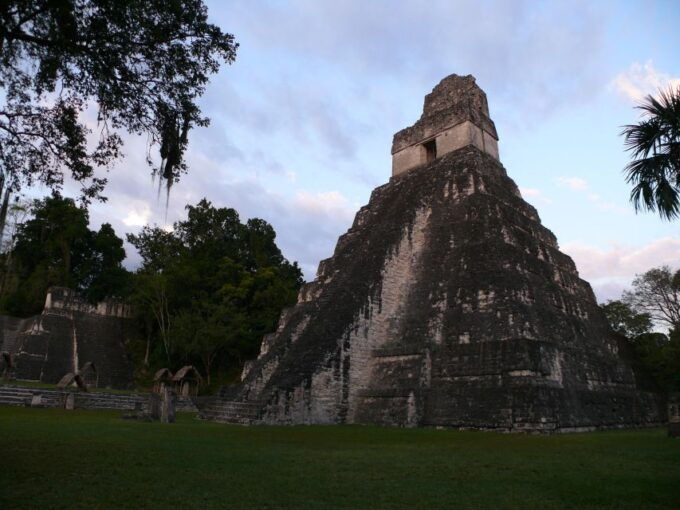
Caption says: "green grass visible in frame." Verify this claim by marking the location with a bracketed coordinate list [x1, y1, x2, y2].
[0, 407, 678, 510]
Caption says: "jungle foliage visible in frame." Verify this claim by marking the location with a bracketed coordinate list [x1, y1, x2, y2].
[0, 194, 130, 315]
[0, 196, 301, 391]
[601, 265, 680, 392]
[127, 199, 303, 388]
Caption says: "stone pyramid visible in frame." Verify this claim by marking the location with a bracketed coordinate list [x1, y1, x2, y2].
[206, 74, 664, 431]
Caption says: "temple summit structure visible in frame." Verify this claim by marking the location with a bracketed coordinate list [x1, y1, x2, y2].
[200, 74, 664, 432]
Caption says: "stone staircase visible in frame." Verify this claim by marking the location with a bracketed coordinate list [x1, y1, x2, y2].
[197, 397, 263, 424]
[0, 385, 198, 413]
[0, 386, 63, 407]
[0, 386, 34, 406]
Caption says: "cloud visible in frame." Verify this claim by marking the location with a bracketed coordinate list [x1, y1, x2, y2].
[293, 191, 357, 221]
[122, 207, 151, 227]
[28, 1, 668, 293]
[555, 176, 627, 214]
[519, 187, 552, 205]
[611, 60, 680, 103]
[563, 237, 680, 302]
[556, 176, 589, 191]
[220, 0, 606, 125]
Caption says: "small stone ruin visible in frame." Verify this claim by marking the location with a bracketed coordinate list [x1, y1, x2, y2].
[56, 372, 88, 392]
[153, 368, 174, 394]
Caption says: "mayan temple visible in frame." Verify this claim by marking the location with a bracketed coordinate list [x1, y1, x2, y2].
[0, 288, 134, 389]
[202, 74, 664, 431]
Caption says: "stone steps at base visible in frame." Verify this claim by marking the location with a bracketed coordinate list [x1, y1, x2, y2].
[200, 411, 258, 424]
[0, 393, 32, 401]
[209, 403, 261, 412]
[198, 398, 263, 423]
[0, 395, 31, 406]
[0, 385, 200, 413]
[0, 387, 35, 406]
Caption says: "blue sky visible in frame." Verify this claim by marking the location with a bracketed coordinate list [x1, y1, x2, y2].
[58, 0, 679, 302]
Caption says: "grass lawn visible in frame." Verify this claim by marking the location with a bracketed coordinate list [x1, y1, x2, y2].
[0, 407, 678, 510]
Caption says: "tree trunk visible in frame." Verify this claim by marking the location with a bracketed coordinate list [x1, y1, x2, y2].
[202, 355, 211, 387]
[144, 331, 151, 366]
[0, 187, 10, 248]
[59, 238, 71, 285]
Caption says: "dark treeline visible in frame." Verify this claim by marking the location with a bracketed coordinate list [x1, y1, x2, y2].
[0, 195, 302, 391]
[601, 265, 680, 392]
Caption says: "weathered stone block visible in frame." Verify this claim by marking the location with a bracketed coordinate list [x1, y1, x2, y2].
[160, 387, 176, 424]
[64, 393, 75, 411]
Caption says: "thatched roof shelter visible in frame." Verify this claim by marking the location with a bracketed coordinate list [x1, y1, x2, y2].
[153, 368, 174, 393]
[78, 362, 98, 388]
[172, 365, 202, 397]
[80, 361, 96, 373]
[172, 365, 201, 382]
[153, 368, 174, 381]
[56, 372, 87, 391]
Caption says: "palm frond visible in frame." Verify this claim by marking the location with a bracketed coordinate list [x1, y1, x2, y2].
[622, 84, 680, 220]
[621, 118, 662, 158]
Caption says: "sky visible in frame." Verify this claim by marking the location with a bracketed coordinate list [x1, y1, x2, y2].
[52, 0, 680, 302]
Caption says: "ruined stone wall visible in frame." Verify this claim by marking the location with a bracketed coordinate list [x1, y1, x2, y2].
[219, 146, 664, 430]
[0, 288, 135, 389]
[45, 287, 132, 318]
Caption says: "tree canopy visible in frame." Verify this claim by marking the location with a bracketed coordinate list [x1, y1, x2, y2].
[600, 300, 652, 339]
[621, 86, 680, 220]
[601, 264, 680, 392]
[127, 199, 303, 387]
[622, 265, 680, 331]
[0, 194, 130, 315]
[0, 1, 237, 201]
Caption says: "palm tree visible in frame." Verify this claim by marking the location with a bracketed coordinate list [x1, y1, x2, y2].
[621, 86, 680, 220]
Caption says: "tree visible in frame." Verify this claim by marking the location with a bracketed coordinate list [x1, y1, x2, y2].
[80, 223, 132, 302]
[0, 0, 238, 219]
[600, 300, 652, 338]
[0, 196, 29, 253]
[622, 265, 680, 331]
[0, 194, 130, 315]
[621, 86, 680, 220]
[130, 271, 172, 366]
[127, 199, 303, 388]
[610, 265, 680, 393]
[630, 329, 680, 393]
